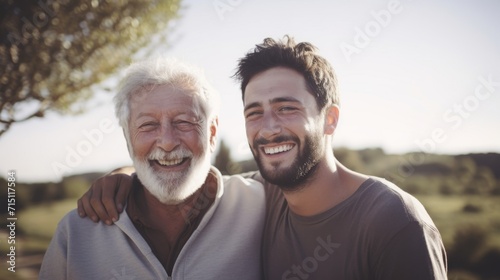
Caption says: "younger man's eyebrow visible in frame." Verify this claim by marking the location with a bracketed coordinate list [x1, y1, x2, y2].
[270, 97, 301, 104]
[244, 102, 261, 112]
[244, 97, 301, 112]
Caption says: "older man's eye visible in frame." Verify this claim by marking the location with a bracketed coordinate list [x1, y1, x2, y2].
[138, 122, 160, 132]
[139, 122, 158, 130]
[175, 120, 195, 130]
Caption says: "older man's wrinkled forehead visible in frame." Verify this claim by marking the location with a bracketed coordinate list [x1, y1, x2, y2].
[130, 83, 208, 118]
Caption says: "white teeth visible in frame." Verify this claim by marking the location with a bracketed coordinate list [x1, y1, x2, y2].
[157, 158, 183, 166]
[264, 144, 293, 155]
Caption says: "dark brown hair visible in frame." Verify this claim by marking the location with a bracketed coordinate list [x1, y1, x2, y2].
[233, 35, 339, 110]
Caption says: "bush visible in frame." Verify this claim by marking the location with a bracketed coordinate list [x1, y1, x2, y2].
[462, 203, 483, 213]
[448, 225, 488, 270]
[472, 247, 500, 279]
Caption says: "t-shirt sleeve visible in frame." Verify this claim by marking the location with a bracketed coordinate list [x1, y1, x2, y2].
[374, 221, 448, 280]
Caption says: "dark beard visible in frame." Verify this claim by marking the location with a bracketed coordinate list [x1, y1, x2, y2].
[252, 134, 323, 191]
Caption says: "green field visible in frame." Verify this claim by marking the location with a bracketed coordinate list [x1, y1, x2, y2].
[2, 194, 499, 279]
[0, 199, 76, 280]
[418, 195, 500, 248]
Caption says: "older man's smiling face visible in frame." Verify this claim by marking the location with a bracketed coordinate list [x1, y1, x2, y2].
[128, 84, 215, 204]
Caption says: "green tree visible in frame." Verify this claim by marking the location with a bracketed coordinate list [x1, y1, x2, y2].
[0, 0, 181, 136]
[214, 139, 240, 175]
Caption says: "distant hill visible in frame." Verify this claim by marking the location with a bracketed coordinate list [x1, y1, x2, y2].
[459, 153, 500, 179]
[223, 148, 500, 195]
[1, 149, 499, 214]
[0, 171, 105, 214]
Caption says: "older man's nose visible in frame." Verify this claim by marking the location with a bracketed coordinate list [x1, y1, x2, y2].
[157, 124, 179, 152]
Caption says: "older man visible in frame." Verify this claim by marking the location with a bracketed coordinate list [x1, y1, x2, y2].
[39, 58, 265, 280]
[79, 37, 448, 279]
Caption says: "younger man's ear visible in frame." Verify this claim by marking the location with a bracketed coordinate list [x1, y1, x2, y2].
[324, 105, 339, 135]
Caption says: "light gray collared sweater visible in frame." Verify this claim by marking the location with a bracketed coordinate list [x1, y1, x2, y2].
[39, 169, 265, 280]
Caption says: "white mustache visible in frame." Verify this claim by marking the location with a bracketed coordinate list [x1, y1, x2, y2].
[148, 148, 192, 161]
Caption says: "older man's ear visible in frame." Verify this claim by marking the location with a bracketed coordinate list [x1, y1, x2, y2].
[210, 117, 219, 153]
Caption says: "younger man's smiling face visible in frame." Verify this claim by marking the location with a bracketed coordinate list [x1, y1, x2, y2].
[243, 67, 327, 190]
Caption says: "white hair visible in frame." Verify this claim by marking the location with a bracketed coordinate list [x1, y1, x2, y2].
[114, 57, 218, 204]
[114, 57, 220, 147]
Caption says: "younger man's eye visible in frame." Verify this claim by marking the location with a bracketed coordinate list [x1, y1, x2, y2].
[245, 111, 262, 119]
[279, 106, 297, 112]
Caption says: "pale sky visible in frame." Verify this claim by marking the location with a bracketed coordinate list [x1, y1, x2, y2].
[1, 0, 499, 183]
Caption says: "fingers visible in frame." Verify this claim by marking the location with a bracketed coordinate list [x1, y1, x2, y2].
[90, 176, 114, 225]
[102, 175, 121, 223]
[115, 175, 133, 214]
[76, 171, 134, 225]
[79, 187, 100, 222]
[77, 196, 87, 218]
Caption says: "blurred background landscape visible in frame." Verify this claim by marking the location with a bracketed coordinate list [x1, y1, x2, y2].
[1, 148, 500, 279]
[1, 0, 499, 279]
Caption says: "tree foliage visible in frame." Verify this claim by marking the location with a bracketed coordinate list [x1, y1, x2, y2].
[0, 0, 182, 136]
[214, 139, 239, 175]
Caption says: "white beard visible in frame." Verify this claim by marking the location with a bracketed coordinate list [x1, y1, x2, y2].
[132, 147, 211, 205]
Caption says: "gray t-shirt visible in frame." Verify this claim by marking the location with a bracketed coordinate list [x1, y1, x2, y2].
[261, 177, 448, 280]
